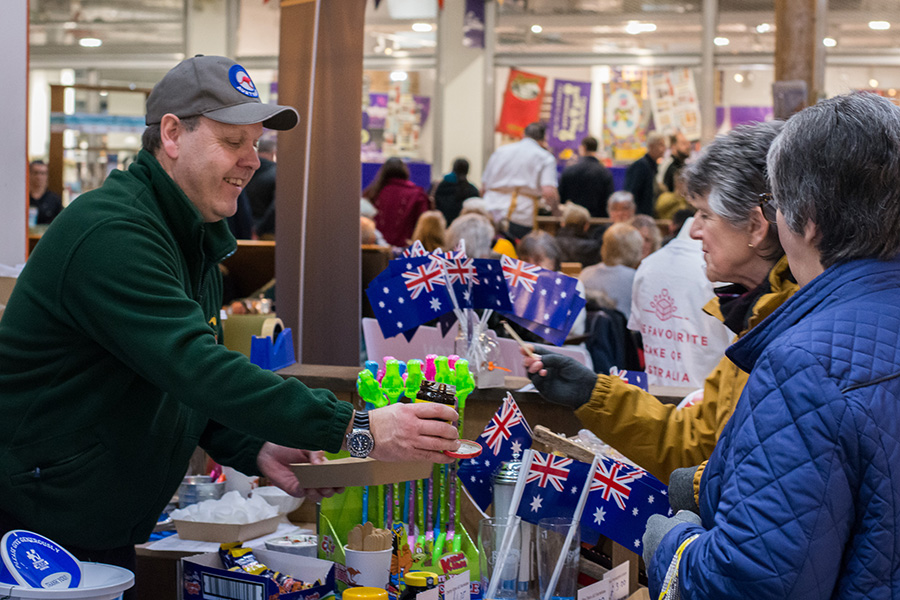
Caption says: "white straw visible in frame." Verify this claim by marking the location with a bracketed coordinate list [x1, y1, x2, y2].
[541, 454, 600, 600]
[485, 448, 535, 600]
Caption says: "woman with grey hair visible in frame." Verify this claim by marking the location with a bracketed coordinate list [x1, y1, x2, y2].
[579, 223, 643, 319]
[520, 120, 798, 495]
[645, 93, 900, 599]
[446, 213, 495, 259]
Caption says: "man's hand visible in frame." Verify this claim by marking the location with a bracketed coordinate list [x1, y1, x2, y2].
[522, 347, 597, 410]
[368, 402, 459, 464]
[257, 442, 343, 501]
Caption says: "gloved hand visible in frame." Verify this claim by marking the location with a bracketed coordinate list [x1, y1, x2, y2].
[642, 511, 702, 566]
[668, 465, 701, 515]
[526, 352, 597, 410]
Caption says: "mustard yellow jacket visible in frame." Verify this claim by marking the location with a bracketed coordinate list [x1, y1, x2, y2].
[574, 256, 797, 485]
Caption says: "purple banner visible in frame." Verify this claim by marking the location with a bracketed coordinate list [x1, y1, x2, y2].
[546, 79, 592, 164]
[463, 0, 485, 48]
[716, 106, 774, 130]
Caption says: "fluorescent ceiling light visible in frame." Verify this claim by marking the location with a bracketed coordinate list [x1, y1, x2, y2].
[756, 23, 772, 33]
[823, 37, 837, 47]
[531, 25, 543, 33]
[390, 71, 408, 82]
[625, 21, 657, 35]
[411, 23, 433, 32]
[79, 38, 102, 48]
[869, 21, 890, 30]
[714, 37, 730, 46]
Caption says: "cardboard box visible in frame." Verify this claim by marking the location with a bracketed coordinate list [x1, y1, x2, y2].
[0, 276, 15, 322]
[183, 548, 334, 600]
[289, 457, 433, 488]
[174, 515, 281, 543]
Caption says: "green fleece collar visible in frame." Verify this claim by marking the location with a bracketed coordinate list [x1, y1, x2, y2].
[132, 150, 237, 264]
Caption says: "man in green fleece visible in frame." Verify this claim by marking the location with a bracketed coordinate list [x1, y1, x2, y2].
[0, 55, 459, 589]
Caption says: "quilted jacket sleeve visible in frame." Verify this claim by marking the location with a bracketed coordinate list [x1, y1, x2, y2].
[648, 343, 856, 599]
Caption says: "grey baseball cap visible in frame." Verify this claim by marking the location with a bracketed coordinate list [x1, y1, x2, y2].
[146, 55, 299, 131]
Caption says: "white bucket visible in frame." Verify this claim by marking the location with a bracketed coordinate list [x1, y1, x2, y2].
[0, 562, 134, 600]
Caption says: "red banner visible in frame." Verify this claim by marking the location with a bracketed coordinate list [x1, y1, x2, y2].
[496, 69, 547, 138]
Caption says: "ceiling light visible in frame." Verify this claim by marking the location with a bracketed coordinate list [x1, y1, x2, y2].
[890, 89, 897, 97]
[625, 21, 657, 35]
[733, 73, 744, 83]
[384, 47, 393, 55]
[823, 37, 837, 47]
[756, 23, 772, 33]
[79, 38, 102, 48]
[714, 37, 730, 46]
[531, 25, 543, 33]
[869, 21, 890, 30]
[870, 78, 879, 88]
[411, 23, 433, 32]
[390, 71, 408, 82]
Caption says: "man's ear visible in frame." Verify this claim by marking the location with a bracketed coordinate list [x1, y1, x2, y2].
[159, 114, 182, 160]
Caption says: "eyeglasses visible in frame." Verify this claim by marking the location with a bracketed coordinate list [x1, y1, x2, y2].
[758, 192, 777, 224]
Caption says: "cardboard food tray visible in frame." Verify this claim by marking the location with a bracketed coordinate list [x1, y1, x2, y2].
[289, 457, 433, 488]
[173, 515, 281, 543]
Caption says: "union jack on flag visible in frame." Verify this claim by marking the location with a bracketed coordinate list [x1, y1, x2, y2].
[590, 458, 642, 510]
[481, 393, 525, 455]
[525, 453, 573, 493]
[457, 393, 533, 513]
[501, 255, 541, 293]
[440, 255, 478, 286]
[402, 260, 446, 299]
[402, 240, 428, 258]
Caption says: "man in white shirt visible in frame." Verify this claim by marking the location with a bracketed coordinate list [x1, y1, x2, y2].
[628, 217, 732, 388]
[481, 122, 560, 240]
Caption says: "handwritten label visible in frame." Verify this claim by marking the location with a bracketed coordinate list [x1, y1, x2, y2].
[578, 578, 611, 600]
[605, 561, 630, 600]
[441, 571, 470, 600]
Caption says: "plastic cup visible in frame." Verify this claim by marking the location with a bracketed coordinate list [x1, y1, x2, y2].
[478, 517, 522, 600]
[344, 548, 392, 589]
[536, 517, 580, 600]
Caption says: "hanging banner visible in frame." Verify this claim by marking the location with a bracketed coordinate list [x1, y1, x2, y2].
[546, 78, 591, 164]
[648, 68, 702, 141]
[463, 0, 485, 48]
[496, 69, 547, 138]
[603, 79, 645, 162]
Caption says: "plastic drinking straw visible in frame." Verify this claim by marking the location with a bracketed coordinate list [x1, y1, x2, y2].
[425, 468, 435, 550]
[485, 449, 536, 600]
[385, 483, 393, 529]
[542, 454, 601, 600]
[435, 355, 451, 385]
[424, 354, 438, 381]
[393, 482, 401, 524]
[415, 479, 426, 553]
[364, 360, 379, 379]
[381, 359, 404, 404]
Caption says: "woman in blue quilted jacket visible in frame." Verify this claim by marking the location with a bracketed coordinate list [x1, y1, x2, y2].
[644, 92, 900, 599]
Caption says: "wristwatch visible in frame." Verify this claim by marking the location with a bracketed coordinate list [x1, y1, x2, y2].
[346, 410, 375, 458]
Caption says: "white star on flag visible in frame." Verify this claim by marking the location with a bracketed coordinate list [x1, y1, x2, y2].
[379, 301, 385, 308]
[634, 539, 641, 549]
[648, 495, 655, 504]
[530, 495, 543, 512]
[594, 506, 606, 525]
[430, 297, 442, 312]
[632, 507, 639, 516]
[511, 440, 522, 455]
[398, 297, 404, 304]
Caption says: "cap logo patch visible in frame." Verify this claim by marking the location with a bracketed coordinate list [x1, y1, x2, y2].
[228, 64, 259, 98]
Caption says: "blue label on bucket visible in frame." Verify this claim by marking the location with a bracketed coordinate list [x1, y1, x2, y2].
[1, 530, 82, 589]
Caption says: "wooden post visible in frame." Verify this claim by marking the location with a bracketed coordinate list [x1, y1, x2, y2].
[275, 0, 366, 366]
[774, 0, 823, 115]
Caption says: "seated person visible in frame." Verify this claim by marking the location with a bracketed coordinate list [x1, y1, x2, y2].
[631, 213, 662, 261]
[555, 202, 601, 267]
[410, 210, 448, 253]
[579, 223, 643, 319]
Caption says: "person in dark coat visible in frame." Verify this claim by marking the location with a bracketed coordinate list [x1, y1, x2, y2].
[433, 158, 480, 226]
[28, 160, 63, 225]
[558, 136, 614, 218]
[624, 132, 666, 216]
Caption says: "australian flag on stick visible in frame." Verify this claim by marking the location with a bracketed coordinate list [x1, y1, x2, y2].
[497, 255, 586, 346]
[580, 455, 671, 554]
[457, 392, 533, 513]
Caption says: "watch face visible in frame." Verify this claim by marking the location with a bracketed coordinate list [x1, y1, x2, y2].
[348, 430, 375, 458]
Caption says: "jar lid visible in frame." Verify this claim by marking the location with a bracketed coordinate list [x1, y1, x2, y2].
[403, 571, 435, 587]
[492, 460, 522, 484]
[344, 587, 389, 600]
